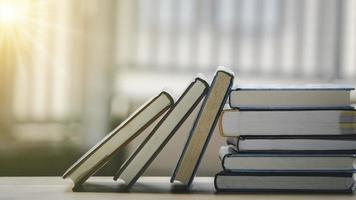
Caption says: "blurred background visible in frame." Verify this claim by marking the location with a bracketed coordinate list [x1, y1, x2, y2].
[0, 0, 355, 177]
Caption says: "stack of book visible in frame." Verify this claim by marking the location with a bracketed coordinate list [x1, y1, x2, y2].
[216, 84, 356, 192]
[63, 66, 356, 193]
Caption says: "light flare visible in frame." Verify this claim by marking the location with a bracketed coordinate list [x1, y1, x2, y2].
[0, 1, 27, 26]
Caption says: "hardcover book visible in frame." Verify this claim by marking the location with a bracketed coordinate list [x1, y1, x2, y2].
[229, 84, 354, 110]
[113, 76, 209, 187]
[227, 135, 356, 153]
[219, 146, 356, 171]
[219, 109, 356, 136]
[62, 91, 173, 189]
[171, 67, 234, 187]
[214, 170, 355, 193]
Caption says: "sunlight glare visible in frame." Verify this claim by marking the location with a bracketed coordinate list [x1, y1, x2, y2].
[0, 1, 26, 25]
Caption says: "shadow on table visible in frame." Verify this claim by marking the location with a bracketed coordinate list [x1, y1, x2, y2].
[73, 179, 214, 194]
[72, 178, 354, 196]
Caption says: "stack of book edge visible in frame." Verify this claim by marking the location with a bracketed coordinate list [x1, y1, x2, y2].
[216, 84, 356, 192]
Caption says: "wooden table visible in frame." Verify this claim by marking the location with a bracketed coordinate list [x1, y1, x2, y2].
[0, 177, 355, 200]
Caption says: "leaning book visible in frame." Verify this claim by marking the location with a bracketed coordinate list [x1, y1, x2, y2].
[172, 67, 234, 187]
[114, 76, 209, 188]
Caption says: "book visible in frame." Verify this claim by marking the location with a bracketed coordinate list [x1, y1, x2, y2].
[214, 170, 355, 193]
[229, 84, 354, 110]
[171, 67, 234, 187]
[227, 135, 356, 153]
[219, 109, 356, 136]
[62, 91, 174, 189]
[113, 76, 209, 187]
[219, 146, 356, 171]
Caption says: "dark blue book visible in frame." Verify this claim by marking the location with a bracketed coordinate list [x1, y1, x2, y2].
[227, 135, 356, 153]
[214, 170, 354, 193]
[229, 84, 354, 110]
[219, 146, 356, 171]
[219, 109, 356, 136]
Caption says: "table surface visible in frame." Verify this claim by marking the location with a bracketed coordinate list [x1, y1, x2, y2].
[0, 176, 355, 200]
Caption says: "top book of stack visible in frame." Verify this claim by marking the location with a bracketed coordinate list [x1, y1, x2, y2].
[229, 84, 354, 110]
